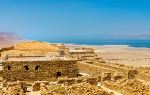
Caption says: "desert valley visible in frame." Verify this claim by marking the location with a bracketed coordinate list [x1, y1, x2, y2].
[0, 35, 150, 95]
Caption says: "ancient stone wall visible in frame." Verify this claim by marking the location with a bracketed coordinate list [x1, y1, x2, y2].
[77, 62, 118, 76]
[69, 48, 97, 60]
[1, 50, 60, 58]
[74, 47, 94, 52]
[70, 52, 96, 58]
[57, 77, 98, 86]
[3, 60, 79, 82]
[77, 62, 101, 76]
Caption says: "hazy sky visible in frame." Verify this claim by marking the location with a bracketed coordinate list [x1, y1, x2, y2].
[0, 0, 150, 41]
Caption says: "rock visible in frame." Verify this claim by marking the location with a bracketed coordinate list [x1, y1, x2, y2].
[3, 82, 24, 95]
[128, 70, 138, 79]
[33, 82, 40, 91]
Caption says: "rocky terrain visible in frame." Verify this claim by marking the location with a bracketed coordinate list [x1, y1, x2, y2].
[1, 42, 150, 95]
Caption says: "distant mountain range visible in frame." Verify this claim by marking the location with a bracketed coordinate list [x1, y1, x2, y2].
[0, 32, 22, 48]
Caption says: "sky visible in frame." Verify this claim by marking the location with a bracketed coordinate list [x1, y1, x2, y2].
[0, 0, 150, 41]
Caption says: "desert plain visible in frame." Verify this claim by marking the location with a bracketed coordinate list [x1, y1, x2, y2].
[71, 45, 150, 67]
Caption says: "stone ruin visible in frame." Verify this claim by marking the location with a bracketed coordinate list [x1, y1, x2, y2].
[69, 47, 97, 60]
[0, 42, 118, 95]
[1, 41, 150, 95]
[2, 82, 25, 95]
[3, 57, 79, 82]
[40, 82, 115, 95]
[0, 41, 69, 58]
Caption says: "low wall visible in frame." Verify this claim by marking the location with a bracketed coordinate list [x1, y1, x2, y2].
[77, 62, 116, 76]
[102, 81, 125, 94]
[77, 62, 101, 76]
[58, 77, 98, 86]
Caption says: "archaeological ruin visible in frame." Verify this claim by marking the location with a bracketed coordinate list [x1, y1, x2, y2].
[69, 47, 97, 60]
[3, 56, 79, 82]
[1, 42, 78, 82]
[1, 41, 150, 95]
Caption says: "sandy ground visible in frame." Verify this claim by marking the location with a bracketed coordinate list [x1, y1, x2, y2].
[95, 45, 150, 67]
[67, 44, 150, 67]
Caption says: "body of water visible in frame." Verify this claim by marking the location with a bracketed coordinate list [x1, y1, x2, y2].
[44, 39, 150, 48]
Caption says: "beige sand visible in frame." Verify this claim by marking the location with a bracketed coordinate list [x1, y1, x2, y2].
[67, 44, 150, 67]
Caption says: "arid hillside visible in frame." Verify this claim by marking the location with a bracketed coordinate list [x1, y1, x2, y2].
[0, 32, 22, 48]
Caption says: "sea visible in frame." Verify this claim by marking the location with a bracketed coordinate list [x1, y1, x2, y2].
[44, 39, 150, 48]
